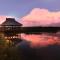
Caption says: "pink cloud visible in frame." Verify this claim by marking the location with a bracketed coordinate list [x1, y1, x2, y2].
[20, 8, 60, 27]
[0, 16, 6, 24]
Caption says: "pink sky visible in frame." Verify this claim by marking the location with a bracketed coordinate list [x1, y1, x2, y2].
[0, 16, 6, 24]
[21, 8, 60, 27]
[0, 8, 60, 26]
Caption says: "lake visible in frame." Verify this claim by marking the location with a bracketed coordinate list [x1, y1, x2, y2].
[21, 33, 60, 47]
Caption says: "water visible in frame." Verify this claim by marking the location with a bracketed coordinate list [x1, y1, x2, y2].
[16, 33, 60, 60]
[21, 33, 60, 47]
[1, 33, 60, 60]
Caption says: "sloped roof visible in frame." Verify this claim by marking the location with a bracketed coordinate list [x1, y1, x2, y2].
[1, 18, 22, 26]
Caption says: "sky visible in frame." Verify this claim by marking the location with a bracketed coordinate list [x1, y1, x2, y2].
[0, 0, 60, 18]
[0, 0, 60, 26]
[0, 0, 60, 47]
[21, 8, 60, 26]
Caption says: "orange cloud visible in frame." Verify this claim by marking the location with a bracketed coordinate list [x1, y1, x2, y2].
[21, 8, 60, 27]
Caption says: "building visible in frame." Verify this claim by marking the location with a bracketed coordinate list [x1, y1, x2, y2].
[0, 18, 22, 46]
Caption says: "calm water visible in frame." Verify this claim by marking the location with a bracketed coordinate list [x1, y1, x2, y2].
[16, 33, 60, 60]
[21, 33, 60, 47]
[1, 33, 60, 60]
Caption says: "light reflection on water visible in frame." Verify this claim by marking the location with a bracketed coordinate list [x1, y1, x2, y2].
[21, 33, 60, 47]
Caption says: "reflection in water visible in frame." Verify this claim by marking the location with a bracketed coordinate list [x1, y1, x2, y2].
[21, 33, 60, 47]
[6, 33, 60, 60]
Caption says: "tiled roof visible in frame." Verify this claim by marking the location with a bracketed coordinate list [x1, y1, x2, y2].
[1, 18, 22, 26]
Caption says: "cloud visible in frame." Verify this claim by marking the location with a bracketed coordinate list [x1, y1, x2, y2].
[0, 16, 6, 24]
[20, 8, 60, 27]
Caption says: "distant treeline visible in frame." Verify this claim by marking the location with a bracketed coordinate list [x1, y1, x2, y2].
[0, 26, 60, 34]
[21, 27, 60, 34]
